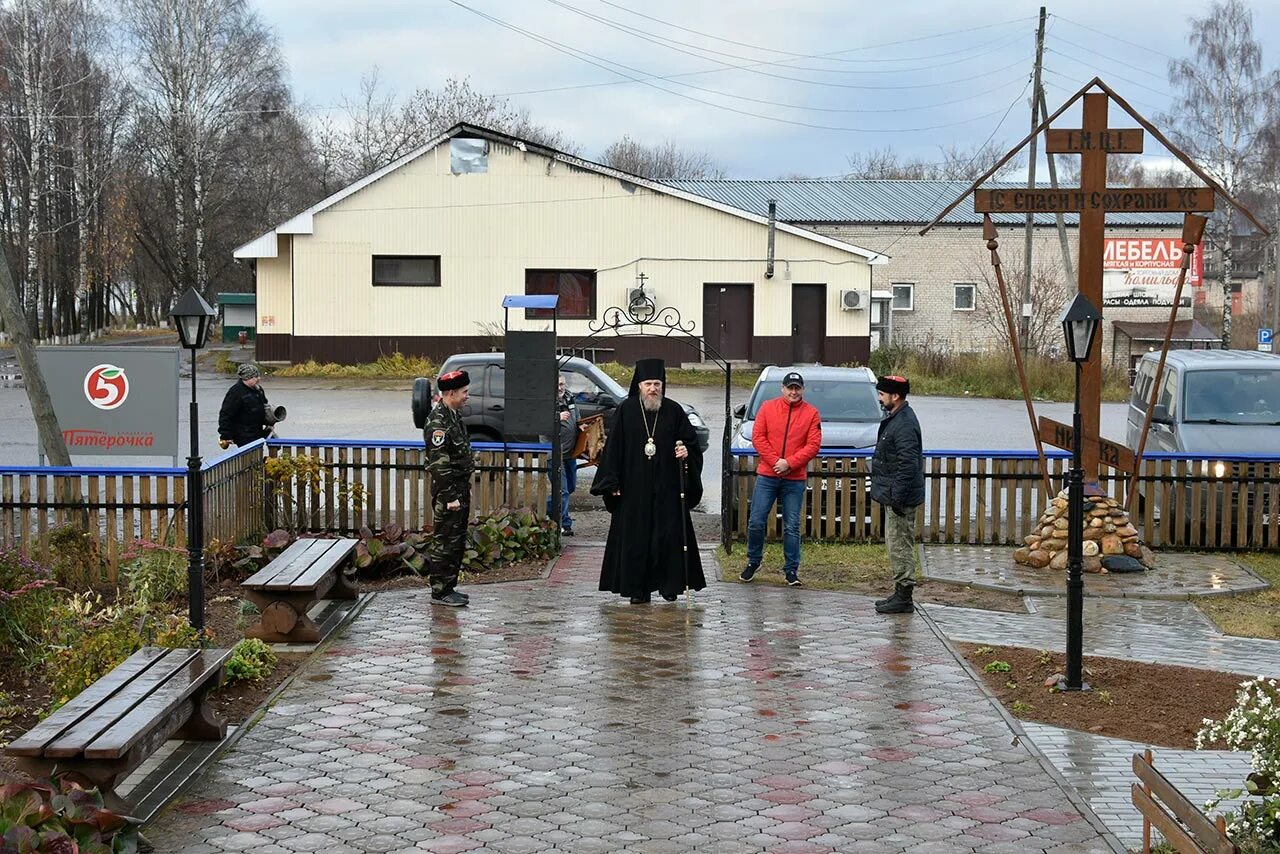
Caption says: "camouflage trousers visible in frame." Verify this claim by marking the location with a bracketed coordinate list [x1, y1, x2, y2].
[884, 505, 918, 587]
[426, 489, 471, 597]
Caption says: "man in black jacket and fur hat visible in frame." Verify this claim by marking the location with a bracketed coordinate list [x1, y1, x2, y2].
[871, 374, 924, 614]
[590, 358, 706, 604]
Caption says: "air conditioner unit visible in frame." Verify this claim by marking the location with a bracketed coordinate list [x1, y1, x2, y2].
[628, 287, 651, 305]
[839, 289, 862, 310]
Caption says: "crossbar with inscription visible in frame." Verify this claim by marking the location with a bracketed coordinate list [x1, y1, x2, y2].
[1037, 417, 1136, 475]
[975, 187, 1213, 214]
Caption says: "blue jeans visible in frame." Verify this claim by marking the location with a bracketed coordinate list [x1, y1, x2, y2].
[746, 475, 805, 573]
[547, 457, 577, 531]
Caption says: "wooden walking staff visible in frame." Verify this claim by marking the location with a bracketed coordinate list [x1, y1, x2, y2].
[983, 214, 1054, 496]
[1123, 213, 1208, 514]
[675, 440, 692, 605]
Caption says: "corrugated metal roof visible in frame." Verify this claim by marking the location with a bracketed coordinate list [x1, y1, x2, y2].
[665, 179, 1185, 227]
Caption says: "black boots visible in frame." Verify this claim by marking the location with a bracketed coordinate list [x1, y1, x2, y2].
[875, 583, 914, 614]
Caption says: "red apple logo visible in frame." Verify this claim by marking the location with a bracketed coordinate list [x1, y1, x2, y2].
[84, 364, 129, 410]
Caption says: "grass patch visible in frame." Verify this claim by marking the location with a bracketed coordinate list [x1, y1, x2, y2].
[728, 539, 1025, 612]
[869, 345, 1131, 402]
[745, 541, 895, 590]
[1199, 553, 1280, 640]
[270, 353, 439, 379]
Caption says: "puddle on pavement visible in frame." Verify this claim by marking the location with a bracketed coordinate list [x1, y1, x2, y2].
[307, 673, 333, 682]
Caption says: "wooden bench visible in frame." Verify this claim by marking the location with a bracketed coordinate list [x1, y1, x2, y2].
[5, 646, 231, 813]
[1132, 749, 1237, 853]
[242, 537, 359, 643]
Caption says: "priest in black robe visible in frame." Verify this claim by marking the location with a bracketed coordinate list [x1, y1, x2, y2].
[590, 358, 706, 604]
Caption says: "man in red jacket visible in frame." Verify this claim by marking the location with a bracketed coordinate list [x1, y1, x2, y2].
[741, 371, 822, 586]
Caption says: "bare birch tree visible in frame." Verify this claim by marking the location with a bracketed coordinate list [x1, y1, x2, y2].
[845, 141, 1021, 181]
[1161, 0, 1279, 348]
[968, 247, 1072, 356]
[0, 0, 92, 333]
[598, 135, 724, 180]
[122, 0, 283, 301]
[315, 74, 576, 191]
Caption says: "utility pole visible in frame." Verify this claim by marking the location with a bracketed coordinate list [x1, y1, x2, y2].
[1021, 6, 1047, 355]
[1040, 82, 1076, 283]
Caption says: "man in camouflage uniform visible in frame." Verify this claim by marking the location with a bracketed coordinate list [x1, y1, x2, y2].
[424, 369, 475, 607]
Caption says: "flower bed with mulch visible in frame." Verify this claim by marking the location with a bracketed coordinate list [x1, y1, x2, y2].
[961, 643, 1243, 749]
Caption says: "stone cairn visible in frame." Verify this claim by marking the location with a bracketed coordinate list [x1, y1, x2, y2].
[1014, 489, 1155, 572]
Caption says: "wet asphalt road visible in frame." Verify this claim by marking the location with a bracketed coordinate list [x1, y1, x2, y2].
[0, 373, 1128, 515]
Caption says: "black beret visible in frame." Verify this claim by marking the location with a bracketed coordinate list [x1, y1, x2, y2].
[876, 375, 910, 397]
[437, 369, 470, 392]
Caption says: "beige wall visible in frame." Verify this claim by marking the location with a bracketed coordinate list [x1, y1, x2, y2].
[254, 235, 292, 334]
[815, 223, 1188, 361]
[257, 142, 873, 343]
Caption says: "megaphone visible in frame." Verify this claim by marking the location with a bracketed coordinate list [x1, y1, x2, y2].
[264, 405, 287, 426]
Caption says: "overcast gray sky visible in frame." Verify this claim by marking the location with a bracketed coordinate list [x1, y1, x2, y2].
[257, 0, 1280, 179]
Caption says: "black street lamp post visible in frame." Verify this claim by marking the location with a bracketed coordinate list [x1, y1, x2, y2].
[171, 288, 217, 631]
[1059, 292, 1101, 692]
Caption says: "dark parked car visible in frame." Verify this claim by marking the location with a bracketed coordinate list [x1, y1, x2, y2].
[414, 353, 710, 452]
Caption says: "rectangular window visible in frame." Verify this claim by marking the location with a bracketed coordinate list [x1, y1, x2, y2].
[486, 365, 505, 398]
[524, 269, 596, 319]
[953, 283, 976, 311]
[891, 283, 914, 311]
[373, 255, 440, 287]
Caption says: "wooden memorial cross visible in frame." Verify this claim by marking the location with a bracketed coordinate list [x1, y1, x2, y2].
[923, 78, 1268, 504]
[973, 92, 1214, 488]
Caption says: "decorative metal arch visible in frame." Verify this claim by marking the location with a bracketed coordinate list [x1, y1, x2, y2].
[557, 295, 735, 549]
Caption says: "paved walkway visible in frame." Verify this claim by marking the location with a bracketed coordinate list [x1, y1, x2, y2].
[922, 545, 1265, 599]
[917, 545, 1274, 848]
[147, 547, 1118, 853]
[928, 595, 1280, 677]
[1018, 723, 1250, 851]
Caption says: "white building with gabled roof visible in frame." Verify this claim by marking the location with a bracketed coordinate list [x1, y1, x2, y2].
[234, 123, 886, 368]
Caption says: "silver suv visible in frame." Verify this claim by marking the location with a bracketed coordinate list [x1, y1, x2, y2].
[732, 365, 881, 452]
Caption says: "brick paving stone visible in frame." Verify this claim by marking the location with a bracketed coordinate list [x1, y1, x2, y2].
[922, 545, 1265, 599]
[929, 596, 1280, 677]
[1019, 722, 1250, 849]
[145, 546, 1118, 852]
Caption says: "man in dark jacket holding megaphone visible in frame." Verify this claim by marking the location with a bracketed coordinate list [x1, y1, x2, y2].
[218, 363, 276, 449]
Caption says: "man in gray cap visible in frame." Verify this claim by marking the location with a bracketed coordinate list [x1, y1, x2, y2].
[740, 370, 822, 587]
[218, 363, 272, 449]
[871, 374, 924, 614]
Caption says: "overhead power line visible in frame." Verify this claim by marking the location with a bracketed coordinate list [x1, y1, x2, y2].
[449, 0, 1033, 132]
[543, 0, 1029, 76]
[1045, 49, 1173, 100]
[594, 0, 1038, 64]
[870, 78, 1033, 259]
[1049, 34, 1168, 83]
[1052, 14, 1178, 62]
[504, 75, 1027, 114]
